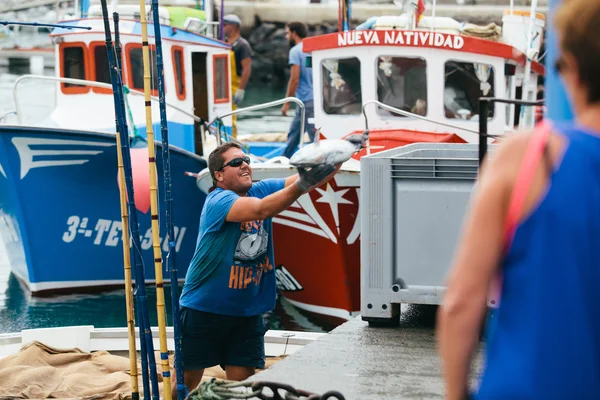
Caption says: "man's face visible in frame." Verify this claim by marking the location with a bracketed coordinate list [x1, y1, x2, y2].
[215, 147, 252, 193]
[285, 28, 296, 47]
[223, 23, 236, 38]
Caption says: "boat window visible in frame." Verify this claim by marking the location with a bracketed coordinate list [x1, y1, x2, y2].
[126, 43, 159, 95]
[321, 57, 362, 115]
[444, 61, 495, 121]
[213, 53, 230, 104]
[376, 56, 427, 117]
[172, 46, 186, 100]
[89, 42, 112, 94]
[60, 42, 89, 94]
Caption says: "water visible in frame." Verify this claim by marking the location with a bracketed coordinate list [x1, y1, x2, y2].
[0, 66, 330, 335]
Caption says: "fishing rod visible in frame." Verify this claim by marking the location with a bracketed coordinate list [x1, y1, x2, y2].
[150, 1, 186, 398]
[137, 0, 173, 397]
[113, 13, 140, 400]
[99, 1, 160, 398]
[112, 12, 153, 398]
[0, 21, 91, 30]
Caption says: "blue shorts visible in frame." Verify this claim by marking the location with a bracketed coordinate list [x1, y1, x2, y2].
[180, 306, 267, 371]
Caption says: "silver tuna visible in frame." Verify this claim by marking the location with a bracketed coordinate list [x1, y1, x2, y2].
[289, 130, 369, 167]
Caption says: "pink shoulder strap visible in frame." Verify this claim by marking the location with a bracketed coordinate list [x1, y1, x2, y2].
[488, 120, 552, 308]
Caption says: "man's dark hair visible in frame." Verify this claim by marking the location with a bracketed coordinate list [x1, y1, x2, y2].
[287, 22, 308, 39]
[208, 142, 242, 187]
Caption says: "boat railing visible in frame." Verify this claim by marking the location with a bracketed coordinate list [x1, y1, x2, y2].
[207, 97, 306, 147]
[478, 96, 545, 164]
[10, 74, 203, 125]
[362, 100, 480, 135]
[0, 111, 17, 124]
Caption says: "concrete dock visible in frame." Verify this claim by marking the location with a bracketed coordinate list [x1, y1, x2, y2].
[250, 305, 485, 399]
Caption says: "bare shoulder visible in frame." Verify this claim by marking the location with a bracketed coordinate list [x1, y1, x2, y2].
[485, 128, 566, 183]
[481, 132, 532, 186]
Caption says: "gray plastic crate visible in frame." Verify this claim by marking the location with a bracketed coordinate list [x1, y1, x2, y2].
[360, 143, 491, 325]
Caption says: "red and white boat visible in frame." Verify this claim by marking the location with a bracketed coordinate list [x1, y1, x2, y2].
[197, 1, 546, 327]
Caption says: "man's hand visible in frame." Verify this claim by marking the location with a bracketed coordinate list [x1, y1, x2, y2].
[281, 102, 290, 116]
[233, 89, 245, 106]
[295, 164, 336, 193]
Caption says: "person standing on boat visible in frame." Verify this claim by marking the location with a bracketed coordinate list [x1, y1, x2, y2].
[176, 142, 340, 392]
[223, 14, 252, 138]
[437, 0, 600, 398]
[281, 21, 314, 159]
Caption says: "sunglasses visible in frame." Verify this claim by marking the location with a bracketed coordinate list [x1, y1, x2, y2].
[218, 156, 251, 171]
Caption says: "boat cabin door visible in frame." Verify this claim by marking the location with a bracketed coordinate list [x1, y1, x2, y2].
[206, 51, 233, 136]
[191, 50, 232, 156]
[191, 52, 208, 156]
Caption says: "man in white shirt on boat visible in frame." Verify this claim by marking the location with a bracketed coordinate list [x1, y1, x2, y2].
[281, 21, 315, 159]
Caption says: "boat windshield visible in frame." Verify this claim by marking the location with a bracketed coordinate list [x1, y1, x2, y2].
[376, 56, 427, 117]
[321, 57, 362, 115]
[443, 60, 495, 121]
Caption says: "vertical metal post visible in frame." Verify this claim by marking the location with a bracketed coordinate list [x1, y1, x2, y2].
[479, 99, 489, 166]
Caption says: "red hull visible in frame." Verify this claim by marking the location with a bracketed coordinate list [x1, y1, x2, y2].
[272, 130, 466, 325]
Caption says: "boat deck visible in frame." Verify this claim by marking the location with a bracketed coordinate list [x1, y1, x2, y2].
[249, 305, 485, 399]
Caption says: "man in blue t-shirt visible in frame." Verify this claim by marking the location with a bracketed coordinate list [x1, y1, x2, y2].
[281, 21, 314, 159]
[176, 142, 340, 392]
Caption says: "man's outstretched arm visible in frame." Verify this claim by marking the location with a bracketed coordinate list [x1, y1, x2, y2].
[226, 165, 338, 222]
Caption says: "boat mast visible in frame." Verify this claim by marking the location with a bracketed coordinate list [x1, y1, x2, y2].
[518, 0, 539, 130]
[338, 0, 351, 32]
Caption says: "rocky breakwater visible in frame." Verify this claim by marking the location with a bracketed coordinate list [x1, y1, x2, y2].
[242, 17, 338, 86]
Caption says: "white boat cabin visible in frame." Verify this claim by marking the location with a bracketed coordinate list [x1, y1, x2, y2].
[302, 12, 546, 144]
[46, 16, 232, 156]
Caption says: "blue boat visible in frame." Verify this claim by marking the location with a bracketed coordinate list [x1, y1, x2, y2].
[0, 127, 206, 293]
[0, 9, 234, 294]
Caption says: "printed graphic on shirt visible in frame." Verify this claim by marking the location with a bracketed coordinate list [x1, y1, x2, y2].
[234, 220, 268, 263]
[228, 220, 274, 290]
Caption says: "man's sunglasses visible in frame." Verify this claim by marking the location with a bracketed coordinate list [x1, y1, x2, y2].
[217, 156, 251, 171]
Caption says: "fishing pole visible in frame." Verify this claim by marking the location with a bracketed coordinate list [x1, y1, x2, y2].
[150, 1, 186, 398]
[113, 13, 140, 400]
[105, 9, 151, 400]
[137, 0, 173, 397]
[99, 1, 160, 398]
[0, 21, 91, 30]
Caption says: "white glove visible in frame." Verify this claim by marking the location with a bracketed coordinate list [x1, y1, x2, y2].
[233, 89, 245, 106]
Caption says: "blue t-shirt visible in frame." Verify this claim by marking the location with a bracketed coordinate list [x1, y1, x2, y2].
[179, 178, 286, 316]
[289, 42, 313, 103]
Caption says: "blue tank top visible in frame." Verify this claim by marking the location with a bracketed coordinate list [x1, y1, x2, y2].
[476, 124, 600, 399]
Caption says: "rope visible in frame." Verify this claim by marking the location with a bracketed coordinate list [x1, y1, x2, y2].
[122, 85, 143, 140]
[184, 379, 346, 400]
[185, 379, 261, 400]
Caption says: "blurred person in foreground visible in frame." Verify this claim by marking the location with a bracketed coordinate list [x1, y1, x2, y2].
[437, 0, 600, 399]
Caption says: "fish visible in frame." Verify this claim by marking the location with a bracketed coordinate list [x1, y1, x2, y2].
[289, 130, 369, 167]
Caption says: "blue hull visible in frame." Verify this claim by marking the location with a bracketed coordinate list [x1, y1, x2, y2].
[0, 126, 207, 294]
